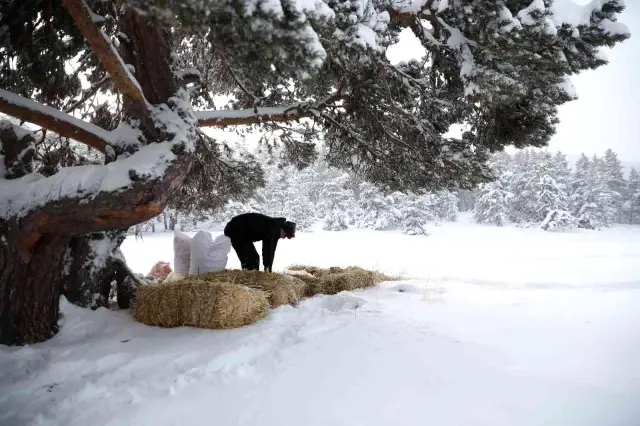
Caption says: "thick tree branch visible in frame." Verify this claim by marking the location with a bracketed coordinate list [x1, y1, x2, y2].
[62, 0, 148, 106]
[0, 89, 110, 153]
[197, 94, 344, 128]
[1, 143, 192, 262]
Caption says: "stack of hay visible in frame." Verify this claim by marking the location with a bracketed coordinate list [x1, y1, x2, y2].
[284, 265, 392, 296]
[134, 266, 392, 331]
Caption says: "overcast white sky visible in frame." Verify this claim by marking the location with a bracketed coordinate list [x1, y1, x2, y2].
[551, 0, 639, 164]
[386, 0, 640, 166]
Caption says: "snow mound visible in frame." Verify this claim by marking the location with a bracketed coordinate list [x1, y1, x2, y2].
[320, 293, 367, 312]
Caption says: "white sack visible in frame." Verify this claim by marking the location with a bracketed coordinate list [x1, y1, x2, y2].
[188, 231, 232, 275]
[173, 231, 192, 276]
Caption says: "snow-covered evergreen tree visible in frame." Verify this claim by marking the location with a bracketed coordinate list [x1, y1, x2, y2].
[430, 191, 459, 222]
[355, 183, 395, 230]
[570, 154, 612, 229]
[602, 149, 626, 222]
[320, 171, 351, 231]
[507, 150, 539, 224]
[623, 168, 640, 224]
[323, 207, 349, 231]
[398, 194, 430, 235]
[593, 155, 618, 226]
[473, 180, 509, 226]
[531, 152, 573, 228]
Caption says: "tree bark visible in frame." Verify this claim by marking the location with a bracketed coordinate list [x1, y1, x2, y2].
[0, 221, 68, 345]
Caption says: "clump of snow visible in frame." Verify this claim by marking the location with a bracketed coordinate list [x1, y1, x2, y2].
[557, 75, 578, 99]
[442, 23, 477, 95]
[517, 0, 545, 26]
[599, 18, 629, 36]
[433, 0, 449, 14]
[88, 9, 106, 24]
[390, 0, 427, 14]
[550, 0, 630, 36]
[282, 268, 315, 278]
[499, 6, 523, 32]
[86, 238, 116, 270]
[0, 119, 34, 141]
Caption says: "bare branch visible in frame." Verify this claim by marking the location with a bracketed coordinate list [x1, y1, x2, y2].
[0, 89, 111, 153]
[228, 68, 264, 106]
[64, 76, 110, 113]
[62, 0, 148, 105]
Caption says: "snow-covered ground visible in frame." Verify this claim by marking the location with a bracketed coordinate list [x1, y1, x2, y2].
[2, 215, 640, 426]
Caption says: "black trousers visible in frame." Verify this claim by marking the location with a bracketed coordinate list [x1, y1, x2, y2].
[230, 239, 259, 271]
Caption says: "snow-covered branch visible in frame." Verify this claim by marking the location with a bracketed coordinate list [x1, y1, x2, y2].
[0, 89, 111, 153]
[196, 95, 343, 128]
[0, 140, 189, 260]
[62, 0, 148, 106]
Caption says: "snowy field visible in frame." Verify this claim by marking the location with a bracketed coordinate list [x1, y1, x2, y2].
[2, 215, 640, 426]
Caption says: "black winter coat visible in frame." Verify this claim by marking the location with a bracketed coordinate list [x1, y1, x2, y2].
[223, 213, 286, 271]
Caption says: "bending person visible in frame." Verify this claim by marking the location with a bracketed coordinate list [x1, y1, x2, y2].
[223, 213, 296, 272]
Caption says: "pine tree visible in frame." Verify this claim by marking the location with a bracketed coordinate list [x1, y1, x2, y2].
[507, 150, 538, 224]
[323, 206, 350, 231]
[623, 168, 640, 224]
[593, 155, 618, 226]
[355, 183, 395, 230]
[552, 151, 572, 191]
[430, 191, 459, 222]
[320, 171, 351, 231]
[473, 180, 509, 226]
[570, 154, 611, 229]
[399, 194, 430, 235]
[532, 152, 573, 227]
[602, 149, 626, 223]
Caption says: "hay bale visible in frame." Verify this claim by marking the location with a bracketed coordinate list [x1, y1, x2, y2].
[199, 270, 306, 308]
[134, 279, 269, 329]
[286, 265, 394, 296]
[317, 267, 375, 295]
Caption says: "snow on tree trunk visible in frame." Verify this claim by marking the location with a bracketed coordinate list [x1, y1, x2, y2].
[63, 230, 129, 309]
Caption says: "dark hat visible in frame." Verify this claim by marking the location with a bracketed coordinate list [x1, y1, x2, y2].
[283, 221, 296, 238]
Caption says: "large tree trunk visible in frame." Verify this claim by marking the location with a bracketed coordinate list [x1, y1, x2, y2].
[0, 222, 68, 345]
[0, 5, 192, 345]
